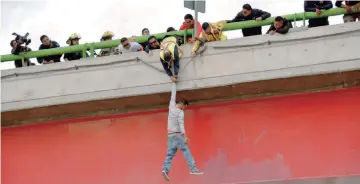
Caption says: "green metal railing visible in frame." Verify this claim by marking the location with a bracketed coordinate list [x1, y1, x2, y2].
[1, 8, 358, 62]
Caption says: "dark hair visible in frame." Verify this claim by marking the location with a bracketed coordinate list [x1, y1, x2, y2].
[202, 22, 209, 30]
[177, 99, 189, 106]
[164, 52, 172, 61]
[147, 35, 156, 41]
[40, 35, 48, 42]
[275, 16, 284, 22]
[120, 37, 128, 43]
[184, 14, 193, 20]
[142, 28, 149, 34]
[167, 27, 176, 32]
[10, 40, 16, 47]
[242, 3, 252, 10]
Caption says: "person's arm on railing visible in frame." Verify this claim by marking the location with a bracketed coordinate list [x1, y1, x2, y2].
[335, 0, 344, 8]
[215, 20, 227, 31]
[258, 9, 271, 20]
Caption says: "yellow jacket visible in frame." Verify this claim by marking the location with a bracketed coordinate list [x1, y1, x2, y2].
[160, 36, 183, 61]
[192, 20, 228, 53]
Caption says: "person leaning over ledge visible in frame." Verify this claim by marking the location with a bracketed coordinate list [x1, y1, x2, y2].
[266, 16, 293, 35]
[191, 20, 228, 56]
[159, 35, 184, 83]
[228, 3, 271, 37]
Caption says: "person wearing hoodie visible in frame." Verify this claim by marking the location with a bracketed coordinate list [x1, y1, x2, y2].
[335, 0, 360, 22]
[228, 4, 271, 37]
[266, 16, 293, 35]
[179, 14, 202, 43]
[36, 35, 62, 64]
[304, 1, 333, 28]
[144, 36, 160, 55]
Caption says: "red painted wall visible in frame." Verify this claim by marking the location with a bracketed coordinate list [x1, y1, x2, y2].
[2, 87, 360, 184]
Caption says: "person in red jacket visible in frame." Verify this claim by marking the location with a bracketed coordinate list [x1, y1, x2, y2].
[179, 14, 202, 43]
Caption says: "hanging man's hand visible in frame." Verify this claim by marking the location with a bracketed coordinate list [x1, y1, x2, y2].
[255, 17, 262, 21]
[185, 136, 190, 144]
[171, 76, 178, 83]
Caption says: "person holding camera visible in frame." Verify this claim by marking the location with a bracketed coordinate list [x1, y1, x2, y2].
[36, 35, 62, 64]
[10, 40, 35, 68]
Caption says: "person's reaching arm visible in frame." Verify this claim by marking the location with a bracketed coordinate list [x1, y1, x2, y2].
[231, 12, 245, 22]
[191, 36, 202, 54]
[169, 82, 177, 107]
[266, 25, 274, 34]
[160, 58, 173, 77]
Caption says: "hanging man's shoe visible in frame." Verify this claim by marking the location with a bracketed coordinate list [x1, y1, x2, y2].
[190, 169, 204, 175]
[162, 170, 170, 181]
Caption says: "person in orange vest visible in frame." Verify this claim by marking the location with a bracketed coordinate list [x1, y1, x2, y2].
[191, 20, 228, 56]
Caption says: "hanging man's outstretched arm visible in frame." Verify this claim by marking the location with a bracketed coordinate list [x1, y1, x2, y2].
[169, 82, 177, 108]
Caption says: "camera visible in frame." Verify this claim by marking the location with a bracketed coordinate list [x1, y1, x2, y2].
[12, 32, 31, 46]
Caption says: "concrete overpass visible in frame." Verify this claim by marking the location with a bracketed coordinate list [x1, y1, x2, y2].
[1, 22, 360, 126]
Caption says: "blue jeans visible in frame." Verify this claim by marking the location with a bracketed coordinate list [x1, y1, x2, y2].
[162, 134, 196, 173]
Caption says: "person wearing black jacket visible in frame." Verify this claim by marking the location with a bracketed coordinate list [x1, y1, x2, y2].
[36, 35, 62, 64]
[335, 0, 360, 22]
[144, 36, 160, 55]
[266, 16, 293, 35]
[304, 1, 333, 28]
[10, 40, 35, 68]
[228, 4, 271, 37]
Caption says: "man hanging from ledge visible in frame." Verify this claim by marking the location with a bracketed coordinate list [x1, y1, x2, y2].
[191, 20, 228, 56]
[160, 35, 184, 83]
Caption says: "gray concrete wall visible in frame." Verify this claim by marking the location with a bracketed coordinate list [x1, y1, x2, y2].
[2, 22, 360, 112]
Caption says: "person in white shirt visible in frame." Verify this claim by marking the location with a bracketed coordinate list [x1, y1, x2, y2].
[118, 37, 143, 53]
[162, 82, 203, 182]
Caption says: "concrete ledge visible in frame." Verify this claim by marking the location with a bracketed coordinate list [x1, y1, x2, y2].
[2, 70, 359, 127]
[2, 22, 360, 113]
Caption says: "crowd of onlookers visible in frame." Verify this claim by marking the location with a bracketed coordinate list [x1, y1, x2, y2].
[9, 1, 360, 68]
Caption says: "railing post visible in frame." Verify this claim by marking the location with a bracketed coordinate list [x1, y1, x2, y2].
[82, 43, 88, 59]
[90, 43, 95, 58]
